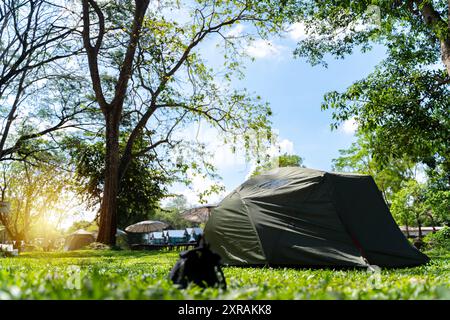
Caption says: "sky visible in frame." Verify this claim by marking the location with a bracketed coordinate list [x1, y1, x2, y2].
[168, 24, 387, 207]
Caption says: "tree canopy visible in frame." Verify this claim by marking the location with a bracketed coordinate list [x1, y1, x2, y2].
[293, 1, 450, 185]
[251, 153, 305, 177]
[79, 0, 300, 244]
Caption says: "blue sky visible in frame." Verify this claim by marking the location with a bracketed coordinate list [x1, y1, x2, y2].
[170, 26, 387, 206]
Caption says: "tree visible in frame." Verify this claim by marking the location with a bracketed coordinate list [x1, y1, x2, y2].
[423, 188, 450, 226]
[0, 0, 85, 162]
[80, 0, 298, 244]
[0, 160, 73, 248]
[390, 180, 449, 237]
[251, 153, 305, 177]
[154, 195, 192, 229]
[293, 1, 450, 185]
[68, 139, 172, 229]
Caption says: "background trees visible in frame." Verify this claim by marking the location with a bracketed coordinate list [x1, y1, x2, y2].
[0, 160, 73, 247]
[293, 1, 449, 184]
[80, 0, 298, 244]
[0, 1, 447, 247]
[251, 153, 305, 177]
[332, 131, 417, 205]
[68, 139, 172, 229]
[154, 195, 192, 230]
[0, 0, 85, 163]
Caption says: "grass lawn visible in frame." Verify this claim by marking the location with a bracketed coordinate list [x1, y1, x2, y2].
[0, 249, 449, 300]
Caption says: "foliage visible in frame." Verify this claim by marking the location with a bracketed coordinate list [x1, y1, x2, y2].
[0, 249, 448, 299]
[424, 226, 450, 251]
[154, 195, 192, 229]
[153, 209, 192, 230]
[251, 153, 305, 177]
[0, 161, 73, 243]
[0, 0, 86, 162]
[293, 1, 450, 183]
[332, 131, 449, 230]
[67, 139, 172, 229]
[86, 242, 112, 251]
[390, 180, 449, 231]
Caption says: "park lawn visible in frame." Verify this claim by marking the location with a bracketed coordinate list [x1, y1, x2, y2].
[0, 249, 449, 300]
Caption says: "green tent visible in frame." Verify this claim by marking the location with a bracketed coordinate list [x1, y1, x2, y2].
[204, 168, 429, 268]
[64, 229, 95, 251]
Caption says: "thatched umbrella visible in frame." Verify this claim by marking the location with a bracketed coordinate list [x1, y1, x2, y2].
[182, 205, 216, 224]
[125, 220, 168, 233]
[116, 229, 127, 236]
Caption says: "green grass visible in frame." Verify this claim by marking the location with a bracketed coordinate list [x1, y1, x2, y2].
[0, 249, 449, 300]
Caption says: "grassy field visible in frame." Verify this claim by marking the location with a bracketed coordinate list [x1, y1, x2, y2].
[0, 249, 449, 300]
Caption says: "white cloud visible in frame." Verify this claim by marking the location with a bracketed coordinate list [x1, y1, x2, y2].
[171, 123, 297, 204]
[172, 123, 247, 170]
[6, 95, 15, 105]
[245, 39, 284, 59]
[341, 118, 358, 134]
[226, 24, 245, 38]
[245, 137, 296, 180]
[178, 170, 227, 206]
[287, 22, 307, 41]
[278, 139, 295, 155]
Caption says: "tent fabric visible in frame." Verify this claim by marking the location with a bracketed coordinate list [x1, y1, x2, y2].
[204, 167, 429, 268]
[64, 229, 95, 251]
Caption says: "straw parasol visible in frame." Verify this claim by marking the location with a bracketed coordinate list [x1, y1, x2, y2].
[125, 220, 168, 233]
[181, 205, 216, 224]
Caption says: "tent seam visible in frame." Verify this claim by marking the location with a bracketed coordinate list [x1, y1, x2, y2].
[239, 194, 267, 264]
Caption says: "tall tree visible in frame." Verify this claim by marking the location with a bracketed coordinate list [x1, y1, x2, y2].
[292, 1, 450, 185]
[80, 0, 297, 244]
[68, 139, 172, 229]
[0, 0, 85, 162]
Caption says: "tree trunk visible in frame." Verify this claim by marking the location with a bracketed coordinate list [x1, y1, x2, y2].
[418, 1, 450, 75]
[416, 213, 423, 239]
[96, 112, 121, 245]
[441, 38, 450, 76]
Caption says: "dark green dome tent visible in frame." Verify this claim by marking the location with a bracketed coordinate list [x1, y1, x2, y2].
[204, 168, 429, 268]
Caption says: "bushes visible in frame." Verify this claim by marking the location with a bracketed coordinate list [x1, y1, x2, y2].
[424, 226, 450, 251]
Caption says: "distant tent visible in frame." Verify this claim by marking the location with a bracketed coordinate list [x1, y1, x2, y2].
[205, 168, 430, 268]
[64, 229, 95, 251]
[116, 229, 129, 248]
[182, 205, 216, 224]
